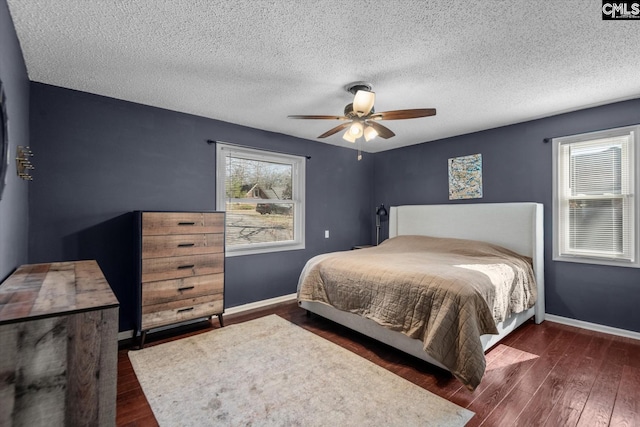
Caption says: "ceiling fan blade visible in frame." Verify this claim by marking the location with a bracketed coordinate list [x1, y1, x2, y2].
[288, 115, 348, 120]
[318, 122, 352, 138]
[371, 108, 436, 120]
[366, 121, 395, 139]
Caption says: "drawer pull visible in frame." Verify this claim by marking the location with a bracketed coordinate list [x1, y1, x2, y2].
[178, 221, 196, 226]
[177, 264, 195, 270]
[178, 243, 195, 247]
[177, 307, 194, 313]
[177, 286, 195, 292]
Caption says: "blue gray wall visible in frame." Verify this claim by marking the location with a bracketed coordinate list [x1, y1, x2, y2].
[373, 99, 640, 333]
[0, 0, 29, 281]
[28, 83, 373, 331]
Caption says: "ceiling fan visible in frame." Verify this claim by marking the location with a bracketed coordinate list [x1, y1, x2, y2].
[288, 82, 436, 143]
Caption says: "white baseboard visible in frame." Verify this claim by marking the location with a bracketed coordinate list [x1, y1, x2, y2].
[117, 293, 298, 342]
[224, 293, 297, 315]
[545, 314, 640, 341]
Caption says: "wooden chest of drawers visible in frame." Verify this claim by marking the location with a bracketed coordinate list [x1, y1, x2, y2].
[136, 211, 225, 347]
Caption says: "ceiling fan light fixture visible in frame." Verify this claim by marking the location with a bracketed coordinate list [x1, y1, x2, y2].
[353, 90, 375, 117]
[349, 121, 364, 138]
[364, 125, 378, 142]
[342, 131, 357, 143]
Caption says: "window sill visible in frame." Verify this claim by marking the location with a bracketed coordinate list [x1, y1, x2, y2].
[226, 242, 305, 257]
[553, 255, 640, 268]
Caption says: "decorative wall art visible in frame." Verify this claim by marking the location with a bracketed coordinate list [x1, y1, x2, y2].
[448, 153, 483, 200]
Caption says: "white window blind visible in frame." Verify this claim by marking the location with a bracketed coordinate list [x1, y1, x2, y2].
[553, 126, 639, 267]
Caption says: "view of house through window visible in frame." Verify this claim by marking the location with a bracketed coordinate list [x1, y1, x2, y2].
[216, 143, 305, 255]
[553, 125, 639, 267]
[225, 157, 293, 245]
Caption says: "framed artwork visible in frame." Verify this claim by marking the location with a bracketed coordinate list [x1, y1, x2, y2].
[448, 153, 482, 200]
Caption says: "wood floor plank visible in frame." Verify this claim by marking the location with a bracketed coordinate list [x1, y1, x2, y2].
[580, 331, 613, 360]
[514, 328, 577, 395]
[621, 340, 640, 369]
[464, 348, 540, 426]
[576, 358, 623, 427]
[479, 327, 579, 425]
[513, 361, 572, 426]
[543, 353, 600, 427]
[479, 386, 534, 427]
[609, 364, 640, 427]
[606, 339, 631, 366]
[116, 396, 155, 426]
[505, 319, 563, 354]
[501, 333, 591, 426]
[495, 319, 536, 347]
[450, 344, 522, 408]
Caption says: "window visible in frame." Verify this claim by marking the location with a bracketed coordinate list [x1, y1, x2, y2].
[216, 143, 305, 256]
[553, 125, 640, 267]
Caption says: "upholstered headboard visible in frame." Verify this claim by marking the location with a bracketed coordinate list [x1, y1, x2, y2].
[389, 203, 541, 257]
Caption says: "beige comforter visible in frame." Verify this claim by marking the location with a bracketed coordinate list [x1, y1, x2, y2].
[297, 235, 537, 390]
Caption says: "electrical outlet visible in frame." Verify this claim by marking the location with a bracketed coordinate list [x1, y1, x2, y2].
[324, 230, 330, 238]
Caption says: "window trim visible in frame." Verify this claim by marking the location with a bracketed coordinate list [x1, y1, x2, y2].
[552, 125, 640, 268]
[216, 143, 305, 257]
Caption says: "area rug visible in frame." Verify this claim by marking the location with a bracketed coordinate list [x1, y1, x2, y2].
[129, 314, 473, 426]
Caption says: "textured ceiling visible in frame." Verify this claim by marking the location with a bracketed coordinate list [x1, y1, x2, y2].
[6, 0, 640, 153]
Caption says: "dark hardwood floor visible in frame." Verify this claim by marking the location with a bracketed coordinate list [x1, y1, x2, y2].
[117, 301, 640, 426]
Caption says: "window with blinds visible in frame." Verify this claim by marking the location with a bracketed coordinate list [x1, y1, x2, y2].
[553, 125, 639, 267]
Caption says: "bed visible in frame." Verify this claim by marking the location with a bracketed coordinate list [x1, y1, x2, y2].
[297, 202, 544, 390]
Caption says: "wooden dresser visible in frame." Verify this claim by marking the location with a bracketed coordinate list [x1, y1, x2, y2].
[0, 260, 119, 427]
[136, 211, 225, 347]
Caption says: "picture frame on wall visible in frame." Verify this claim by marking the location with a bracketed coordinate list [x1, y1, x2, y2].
[448, 153, 483, 200]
